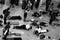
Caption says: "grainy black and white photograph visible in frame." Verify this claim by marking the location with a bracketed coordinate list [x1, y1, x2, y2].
[0, 0, 60, 40]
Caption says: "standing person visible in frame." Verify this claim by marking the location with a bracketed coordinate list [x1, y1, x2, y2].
[3, 22, 10, 40]
[34, 0, 40, 9]
[46, 0, 52, 11]
[3, 6, 10, 24]
[0, 0, 5, 4]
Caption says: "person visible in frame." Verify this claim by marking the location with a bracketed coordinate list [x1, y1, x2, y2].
[34, 0, 40, 9]
[46, 0, 52, 11]
[57, 3, 60, 9]
[3, 6, 10, 24]
[22, 0, 28, 10]
[0, 20, 3, 26]
[23, 12, 28, 22]
[14, 37, 23, 40]
[9, 16, 22, 20]
[29, 0, 35, 10]
[0, 15, 3, 19]
[3, 22, 10, 40]
[0, 0, 5, 4]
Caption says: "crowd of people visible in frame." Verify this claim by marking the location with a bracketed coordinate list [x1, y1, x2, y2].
[1, 0, 60, 40]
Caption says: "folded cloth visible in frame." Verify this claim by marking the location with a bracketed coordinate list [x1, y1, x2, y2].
[10, 0, 19, 6]
[39, 22, 47, 27]
[40, 34, 45, 39]
[32, 11, 41, 17]
[33, 30, 40, 36]
[0, 15, 3, 19]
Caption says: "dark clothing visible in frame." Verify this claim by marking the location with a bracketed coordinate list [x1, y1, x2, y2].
[13, 25, 26, 30]
[22, 0, 28, 10]
[32, 12, 41, 17]
[33, 30, 40, 36]
[40, 34, 45, 39]
[10, 0, 19, 6]
[9, 16, 22, 20]
[46, 0, 52, 11]
[34, 0, 40, 9]
[0, 15, 3, 19]
[0, 0, 5, 4]
[24, 12, 27, 21]
[40, 22, 47, 27]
